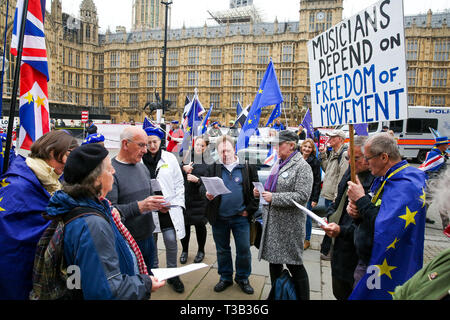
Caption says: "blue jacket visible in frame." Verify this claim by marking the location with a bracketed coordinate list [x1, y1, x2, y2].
[272, 122, 285, 131]
[0, 155, 51, 300]
[46, 191, 152, 300]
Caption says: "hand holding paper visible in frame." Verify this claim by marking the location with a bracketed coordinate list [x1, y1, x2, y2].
[201, 177, 232, 197]
[151, 263, 209, 281]
[253, 182, 268, 205]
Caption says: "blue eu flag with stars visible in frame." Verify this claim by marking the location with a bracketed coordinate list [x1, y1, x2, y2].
[265, 103, 282, 127]
[349, 161, 427, 300]
[236, 60, 283, 151]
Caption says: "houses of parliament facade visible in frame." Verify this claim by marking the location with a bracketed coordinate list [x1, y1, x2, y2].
[0, 0, 448, 124]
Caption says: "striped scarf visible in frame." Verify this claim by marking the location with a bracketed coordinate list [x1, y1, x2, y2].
[107, 203, 149, 275]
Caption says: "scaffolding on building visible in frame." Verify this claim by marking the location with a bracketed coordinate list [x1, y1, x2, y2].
[207, 5, 262, 25]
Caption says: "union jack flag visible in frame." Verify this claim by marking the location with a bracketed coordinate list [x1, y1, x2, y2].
[264, 145, 278, 167]
[11, 0, 49, 150]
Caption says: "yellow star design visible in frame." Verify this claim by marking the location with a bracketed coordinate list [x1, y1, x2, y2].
[0, 178, 9, 188]
[375, 258, 397, 280]
[399, 206, 418, 229]
[419, 188, 426, 208]
[24, 91, 34, 104]
[386, 238, 400, 251]
[248, 119, 252, 124]
[186, 126, 191, 132]
[387, 291, 395, 297]
[0, 197, 6, 212]
[258, 89, 263, 94]
[35, 95, 45, 108]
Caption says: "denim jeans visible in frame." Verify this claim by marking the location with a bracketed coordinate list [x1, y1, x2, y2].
[305, 201, 313, 241]
[212, 215, 251, 282]
[136, 235, 156, 273]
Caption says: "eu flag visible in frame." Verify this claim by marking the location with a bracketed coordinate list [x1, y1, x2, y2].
[301, 109, 314, 140]
[349, 161, 427, 300]
[179, 95, 204, 155]
[264, 103, 282, 127]
[236, 60, 283, 151]
[354, 123, 369, 136]
[0, 155, 51, 299]
[200, 103, 213, 135]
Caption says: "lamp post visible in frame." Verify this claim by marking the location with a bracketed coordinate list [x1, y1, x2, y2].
[160, 1, 172, 124]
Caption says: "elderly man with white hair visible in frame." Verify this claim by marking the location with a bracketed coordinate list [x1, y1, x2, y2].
[107, 126, 167, 272]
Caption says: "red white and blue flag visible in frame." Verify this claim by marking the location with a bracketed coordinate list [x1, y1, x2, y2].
[264, 146, 278, 167]
[418, 151, 445, 172]
[11, 0, 49, 150]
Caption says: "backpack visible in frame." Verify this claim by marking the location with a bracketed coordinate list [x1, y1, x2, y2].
[29, 207, 107, 300]
[268, 269, 297, 300]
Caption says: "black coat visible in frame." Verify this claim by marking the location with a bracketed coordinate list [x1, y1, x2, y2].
[305, 155, 321, 203]
[200, 160, 259, 226]
[329, 168, 375, 284]
[182, 161, 209, 225]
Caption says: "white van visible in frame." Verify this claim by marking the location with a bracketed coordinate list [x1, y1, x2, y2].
[337, 106, 449, 162]
[368, 106, 449, 162]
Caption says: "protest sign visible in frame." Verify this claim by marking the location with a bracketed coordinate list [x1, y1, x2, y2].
[307, 0, 408, 127]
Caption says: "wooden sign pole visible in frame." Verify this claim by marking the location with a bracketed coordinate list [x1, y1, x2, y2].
[349, 124, 356, 183]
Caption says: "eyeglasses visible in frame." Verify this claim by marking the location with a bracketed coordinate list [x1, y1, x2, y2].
[363, 153, 382, 161]
[344, 155, 363, 161]
[127, 139, 149, 149]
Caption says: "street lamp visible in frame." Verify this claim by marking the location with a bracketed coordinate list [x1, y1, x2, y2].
[160, 1, 172, 124]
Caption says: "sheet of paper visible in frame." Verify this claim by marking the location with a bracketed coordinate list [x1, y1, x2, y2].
[291, 199, 328, 227]
[252, 182, 268, 205]
[162, 194, 178, 208]
[151, 263, 209, 281]
[200, 176, 232, 197]
[150, 179, 162, 192]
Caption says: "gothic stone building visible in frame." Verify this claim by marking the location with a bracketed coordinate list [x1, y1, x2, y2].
[1, 0, 448, 124]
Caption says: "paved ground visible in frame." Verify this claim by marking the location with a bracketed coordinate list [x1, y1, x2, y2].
[150, 200, 449, 300]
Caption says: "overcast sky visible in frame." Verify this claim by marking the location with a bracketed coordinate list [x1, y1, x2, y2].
[48, 0, 450, 33]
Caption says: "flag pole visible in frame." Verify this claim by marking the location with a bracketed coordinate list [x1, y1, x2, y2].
[3, 0, 29, 174]
[349, 124, 356, 183]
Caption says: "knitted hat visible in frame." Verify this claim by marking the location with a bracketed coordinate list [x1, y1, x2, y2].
[145, 127, 165, 140]
[64, 144, 109, 184]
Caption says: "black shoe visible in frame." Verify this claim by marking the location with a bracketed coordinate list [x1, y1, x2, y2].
[167, 276, 185, 293]
[214, 280, 233, 292]
[180, 252, 188, 264]
[194, 251, 205, 263]
[235, 279, 254, 295]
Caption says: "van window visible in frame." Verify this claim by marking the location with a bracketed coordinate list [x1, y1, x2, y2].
[368, 122, 379, 132]
[389, 120, 403, 133]
[406, 118, 438, 134]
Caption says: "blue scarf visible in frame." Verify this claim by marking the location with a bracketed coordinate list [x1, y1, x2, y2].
[264, 150, 298, 192]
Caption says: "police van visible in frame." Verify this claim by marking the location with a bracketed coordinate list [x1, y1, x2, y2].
[367, 106, 449, 162]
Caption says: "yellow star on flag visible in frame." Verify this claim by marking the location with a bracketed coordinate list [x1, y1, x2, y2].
[419, 188, 426, 208]
[248, 119, 252, 124]
[24, 92, 34, 104]
[186, 126, 191, 132]
[35, 96, 45, 108]
[386, 238, 400, 251]
[0, 178, 9, 188]
[375, 258, 397, 279]
[258, 89, 263, 94]
[0, 197, 6, 212]
[387, 291, 396, 297]
[399, 206, 418, 229]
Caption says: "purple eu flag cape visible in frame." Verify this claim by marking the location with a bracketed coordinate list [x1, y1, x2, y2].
[0, 155, 51, 299]
[349, 161, 427, 300]
[236, 60, 283, 151]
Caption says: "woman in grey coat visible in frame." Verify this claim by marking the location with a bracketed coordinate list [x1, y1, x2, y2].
[254, 130, 313, 300]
